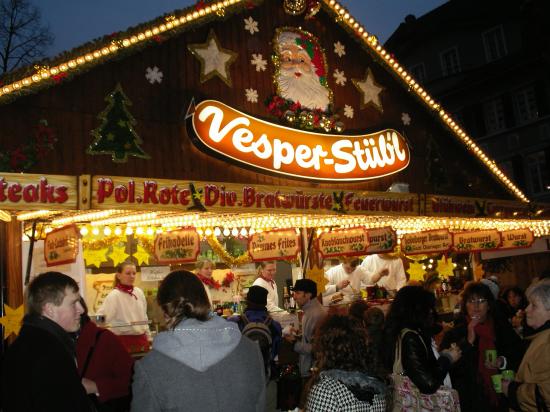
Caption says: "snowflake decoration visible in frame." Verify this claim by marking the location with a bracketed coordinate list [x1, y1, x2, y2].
[334, 41, 346, 57]
[401, 112, 411, 125]
[250, 53, 267, 72]
[244, 16, 259, 35]
[245, 88, 258, 103]
[145, 66, 163, 84]
[344, 105, 354, 119]
[333, 69, 347, 86]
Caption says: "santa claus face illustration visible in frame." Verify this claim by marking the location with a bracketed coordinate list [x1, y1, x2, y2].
[274, 28, 332, 111]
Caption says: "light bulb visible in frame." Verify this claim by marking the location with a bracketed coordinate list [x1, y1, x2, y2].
[125, 227, 133, 235]
[103, 226, 112, 236]
[80, 226, 89, 236]
[214, 227, 222, 237]
[205, 228, 213, 236]
[92, 227, 99, 236]
[240, 228, 248, 236]
[223, 228, 230, 236]
[114, 226, 122, 236]
[136, 227, 144, 235]
[231, 228, 239, 237]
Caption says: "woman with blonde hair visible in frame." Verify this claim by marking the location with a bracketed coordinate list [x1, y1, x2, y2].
[194, 258, 217, 306]
[97, 261, 150, 353]
[132, 270, 266, 412]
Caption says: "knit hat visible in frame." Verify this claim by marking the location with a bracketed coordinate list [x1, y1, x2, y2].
[480, 277, 499, 299]
[293, 279, 317, 297]
[246, 285, 268, 306]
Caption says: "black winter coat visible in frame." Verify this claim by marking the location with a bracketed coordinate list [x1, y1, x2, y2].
[399, 329, 452, 394]
[1, 316, 93, 412]
[440, 315, 525, 412]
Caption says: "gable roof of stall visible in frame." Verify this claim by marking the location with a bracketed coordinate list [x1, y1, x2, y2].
[0, 0, 527, 202]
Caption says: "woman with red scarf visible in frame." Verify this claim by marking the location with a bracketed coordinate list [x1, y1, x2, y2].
[97, 261, 150, 353]
[441, 282, 525, 411]
[195, 258, 219, 308]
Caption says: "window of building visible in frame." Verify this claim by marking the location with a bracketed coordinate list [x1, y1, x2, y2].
[483, 26, 507, 62]
[410, 63, 426, 83]
[483, 97, 506, 134]
[526, 151, 548, 194]
[439, 47, 461, 76]
[513, 85, 538, 124]
[507, 134, 520, 149]
[540, 124, 550, 141]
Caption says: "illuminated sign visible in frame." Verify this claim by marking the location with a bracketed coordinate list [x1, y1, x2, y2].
[247, 229, 300, 261]
[453, 230, 502, 252]
[190, 100, 410, 181]
[44, 224, 79, 266]
[316, 227, 369, 258]
[499, 229, 534, 250]
[401, 229, 453, 255]
[365, 226, 396, 254]
[154, 228, 200, 264]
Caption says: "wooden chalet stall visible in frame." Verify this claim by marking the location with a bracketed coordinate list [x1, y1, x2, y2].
[1, 0, 549, 327]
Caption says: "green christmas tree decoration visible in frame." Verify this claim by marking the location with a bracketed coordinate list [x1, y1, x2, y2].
[87, 83, 150, 163]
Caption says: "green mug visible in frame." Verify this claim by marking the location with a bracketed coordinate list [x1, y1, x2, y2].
[485, 349, 497, 365]
[491, 374, 502, 393]
[502, 370, 515, 380]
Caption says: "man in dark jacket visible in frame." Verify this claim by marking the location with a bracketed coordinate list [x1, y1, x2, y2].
[1, 272, 93, 412]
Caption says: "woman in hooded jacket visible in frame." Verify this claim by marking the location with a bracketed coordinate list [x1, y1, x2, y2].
[131, 270, 266, 412]
[306, 315, 388, 411]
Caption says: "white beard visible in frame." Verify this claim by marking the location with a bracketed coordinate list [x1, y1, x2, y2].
[276, 67, 330, 111]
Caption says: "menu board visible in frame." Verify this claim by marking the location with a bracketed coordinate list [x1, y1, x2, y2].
[154, 228, 200, 264]
[248, 229, 300, 261]
[44, 224, 80, 266]
[317, 227, 369, 258]
[401, 229, 453, 255]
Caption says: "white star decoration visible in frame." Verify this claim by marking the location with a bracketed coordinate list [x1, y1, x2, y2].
[145, 66, 163, 84]
[250, 53, 267, 72]
[188, 29, 238, 87]
[333, 69, 347, 86]
[245, 88, 259, 103]
[244, 17, 259, 35]
[401, 112, 411, 125]
[334, 41, 346, 57]
[352, 68, 384, 112]
[344, 105, 354, 119]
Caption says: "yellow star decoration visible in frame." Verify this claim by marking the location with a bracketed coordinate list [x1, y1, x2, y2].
[83, 247, 109, 268]
[133, 245, 150, 266]
[408, 261, 426, 282]
[352, 67, 384, 112]
[188, 29, 238, 87]
[109, 245, 130, 267]
[0, 304, 24, 338]
[305, 265, 328, 292]
[437, 257, 455, 279]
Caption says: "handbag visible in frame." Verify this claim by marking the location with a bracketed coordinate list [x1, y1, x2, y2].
[391, 328, 461, 412]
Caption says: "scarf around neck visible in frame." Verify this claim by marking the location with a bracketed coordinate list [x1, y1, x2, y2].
[116, 283, 137, 299]
[473, 317, 499, 407]
[197, 273, 221, 289]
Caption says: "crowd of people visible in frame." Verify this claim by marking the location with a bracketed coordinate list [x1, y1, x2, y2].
[1, 264, 549, 412]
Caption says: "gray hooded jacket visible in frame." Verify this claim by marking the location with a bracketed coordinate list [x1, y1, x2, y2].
[131, 315, 266, 412]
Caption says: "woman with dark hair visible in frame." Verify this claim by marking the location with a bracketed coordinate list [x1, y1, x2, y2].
[306, 315, 388, 411]
[96, 261, 150, 353]
[501, 287, 528, 333]
[440, 281, 524, 411]
[131, 270, 266, 412]
[76, 298, 134, 412]
[383, 286, 461, 394]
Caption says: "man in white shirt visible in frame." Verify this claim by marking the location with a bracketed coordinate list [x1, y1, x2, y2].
[324, 257, 389, 302]
[361, 253, 407, 291]
[252, 260, 285, 313]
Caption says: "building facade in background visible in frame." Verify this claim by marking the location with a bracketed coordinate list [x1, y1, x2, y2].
[386, 0, 550, 202]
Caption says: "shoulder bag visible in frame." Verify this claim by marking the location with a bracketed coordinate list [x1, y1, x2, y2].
[391, 328, 461, 412]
